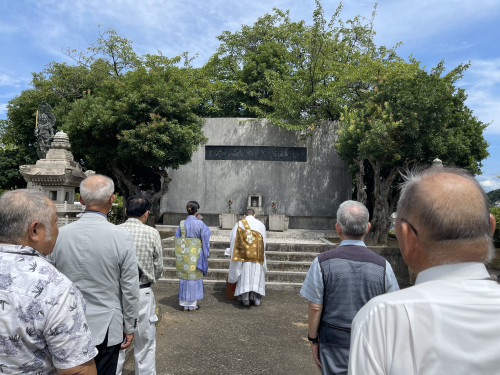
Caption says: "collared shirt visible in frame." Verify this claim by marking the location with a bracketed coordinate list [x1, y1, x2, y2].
[0, 244, 97, 374]
[300, 240, 399, 305]
[348, 262, 500, 375]
[120, 218, 163, 284]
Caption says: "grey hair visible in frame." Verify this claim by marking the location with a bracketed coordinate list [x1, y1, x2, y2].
[336, 200, 369, 237]
[80, 174, 114, 206]
[0, 189, 54, 243]
[397, 167, 493, 256]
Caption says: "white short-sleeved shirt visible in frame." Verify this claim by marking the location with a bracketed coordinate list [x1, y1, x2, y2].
[349, 262, 500, 375]
[0, 244, 98, 374]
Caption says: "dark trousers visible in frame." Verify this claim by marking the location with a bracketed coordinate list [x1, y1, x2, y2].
[95, 331, 121, 375]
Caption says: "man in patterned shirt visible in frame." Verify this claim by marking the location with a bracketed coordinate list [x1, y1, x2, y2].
[116, 194, 163, 375]
[0, 189, 98, 374]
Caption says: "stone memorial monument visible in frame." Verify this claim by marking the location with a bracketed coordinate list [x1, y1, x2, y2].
[162, 118, 351, 230]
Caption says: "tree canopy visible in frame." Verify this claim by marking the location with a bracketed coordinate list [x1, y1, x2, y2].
[335, 61, 489, 243]
[1, 28, 206, 222]
[1, 3, 490, 238]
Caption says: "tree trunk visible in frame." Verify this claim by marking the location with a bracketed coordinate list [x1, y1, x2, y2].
[367, 162, 399, 245]
[111, 164, 171, 226]
[145, 168, 171, 226]
[355, 158, 367, 205]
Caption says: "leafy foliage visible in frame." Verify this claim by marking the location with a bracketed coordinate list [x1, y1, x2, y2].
[491, 207, 500, 249]
[203, 1, 398, 129]
[335, 62, 489, 243]
[488, 188, 500, 206]
[2, 28, 206, 223]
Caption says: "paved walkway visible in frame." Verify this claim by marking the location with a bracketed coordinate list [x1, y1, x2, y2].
[121, 284, 318, 375]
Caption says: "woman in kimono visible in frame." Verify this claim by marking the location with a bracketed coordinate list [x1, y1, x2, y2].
[174, 201, 211, 311]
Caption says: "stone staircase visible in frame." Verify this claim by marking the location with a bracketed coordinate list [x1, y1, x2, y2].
[157, 228, 335, 291]
[156, 227, 411, 290]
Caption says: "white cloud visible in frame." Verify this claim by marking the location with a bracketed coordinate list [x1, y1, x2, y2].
[0, 103, 7, 116]
[370, 0, 500, 48]
[460, 58, 500, 134]
[0, 73, 23, 87]
[478, 176, 500, 192]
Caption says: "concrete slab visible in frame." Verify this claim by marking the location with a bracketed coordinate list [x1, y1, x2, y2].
[121, 284, 318, 375]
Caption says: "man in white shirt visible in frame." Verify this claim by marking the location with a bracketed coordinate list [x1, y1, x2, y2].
[348, 167, 500, 375]
[228, 209, 266, 306]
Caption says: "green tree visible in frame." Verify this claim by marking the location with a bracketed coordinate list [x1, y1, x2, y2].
[201, 8, 305, 117]
[204, 1, 399, 129]
[3, 28, 206, 223]
[488, 188, 500, 206]
[335, 61, 489, 244]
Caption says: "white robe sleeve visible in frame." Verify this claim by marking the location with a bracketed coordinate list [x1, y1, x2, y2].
[228, 222, 241, 283]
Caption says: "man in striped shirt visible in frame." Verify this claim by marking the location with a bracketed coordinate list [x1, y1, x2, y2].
[116, 194, 163, 375]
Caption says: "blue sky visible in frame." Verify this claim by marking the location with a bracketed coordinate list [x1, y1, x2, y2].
[1, 0, 499, 190]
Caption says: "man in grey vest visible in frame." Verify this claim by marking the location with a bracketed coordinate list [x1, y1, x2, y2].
[300, 200, 399, 375]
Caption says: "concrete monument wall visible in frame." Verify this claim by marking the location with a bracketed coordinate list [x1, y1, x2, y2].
[161, 118, 351, 229]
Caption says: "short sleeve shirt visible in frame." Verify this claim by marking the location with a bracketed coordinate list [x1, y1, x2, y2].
[0, 244, 98, 373]
[300, 240, 399, 304]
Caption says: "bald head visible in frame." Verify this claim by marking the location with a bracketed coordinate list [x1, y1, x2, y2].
[80, 174, 114, 208]
[337, 200, 370, 238]
[397, 167, 493, 263]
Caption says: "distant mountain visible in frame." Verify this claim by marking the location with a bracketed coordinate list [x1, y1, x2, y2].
[488, 189, 500, 206]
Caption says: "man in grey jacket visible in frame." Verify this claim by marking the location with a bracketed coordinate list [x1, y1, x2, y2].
[52, 174, 139, 375]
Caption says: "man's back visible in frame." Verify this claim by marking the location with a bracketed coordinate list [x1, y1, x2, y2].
[349, 263, 500, 374]
[52, 212, 139, 347]
[317, 245, 387, 328]
[120, 218, 163, 284]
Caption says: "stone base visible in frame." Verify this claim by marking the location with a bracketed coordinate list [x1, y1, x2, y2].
[269, 214, 288, 232]
[219, 213, 238, 229]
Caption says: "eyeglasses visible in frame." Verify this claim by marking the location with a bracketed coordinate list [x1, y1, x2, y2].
[399, 218, 418, 236]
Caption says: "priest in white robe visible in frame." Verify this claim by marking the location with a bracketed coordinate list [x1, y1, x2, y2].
[228, 209, 267, 306]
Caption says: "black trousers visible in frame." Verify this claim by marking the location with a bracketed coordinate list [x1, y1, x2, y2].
[95, 331, 121, 375]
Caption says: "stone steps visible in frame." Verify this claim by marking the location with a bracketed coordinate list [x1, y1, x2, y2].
[163, 248, 318, 262]
[158, 235, 331, 290]
[163, 238, 332, 253]
[164, 257, 313, 272]
[157, 235, 410, 290]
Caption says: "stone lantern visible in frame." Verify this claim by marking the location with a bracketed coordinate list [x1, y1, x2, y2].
[19, 130, 91, 225]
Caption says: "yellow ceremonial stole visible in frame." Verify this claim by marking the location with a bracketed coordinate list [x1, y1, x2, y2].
[232, 219, 264, 264]
[175, 220, 203, 280]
